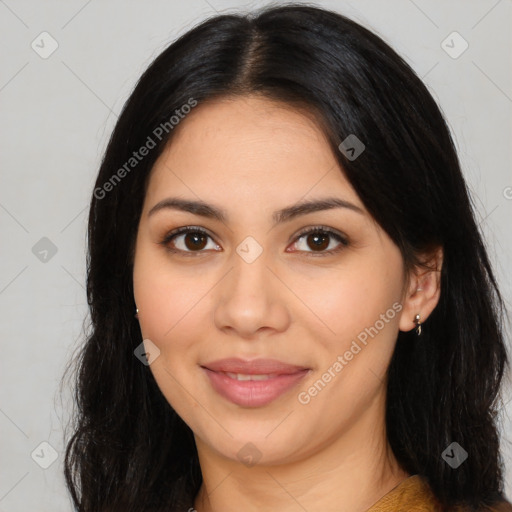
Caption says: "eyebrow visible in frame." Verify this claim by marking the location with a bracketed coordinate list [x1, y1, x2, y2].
[147, 196, 365, 226]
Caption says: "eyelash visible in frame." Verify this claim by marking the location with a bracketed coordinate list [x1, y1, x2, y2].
[159, 225, 349, 258]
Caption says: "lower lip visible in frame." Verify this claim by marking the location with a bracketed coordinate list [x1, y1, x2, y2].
[202, 368, 309, 407]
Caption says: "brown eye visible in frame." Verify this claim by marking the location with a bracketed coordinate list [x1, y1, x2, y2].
[306, 232, 330, 251]
[183, 232, 208, 251]
[289, 227, 348, 256]
[161, 227, 221, 255]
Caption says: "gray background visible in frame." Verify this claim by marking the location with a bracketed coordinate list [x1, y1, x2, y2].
[0, 0, 511, 510]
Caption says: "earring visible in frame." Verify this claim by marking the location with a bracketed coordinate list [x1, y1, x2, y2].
[413, 314, 422, 336]
[135, 308, 139, 319]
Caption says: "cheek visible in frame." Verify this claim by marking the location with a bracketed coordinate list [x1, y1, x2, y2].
[290, 259, 403, 351]
[295, 284, 402, 426]
[133, 244, 212, 344]
[291, 255, 404, 416]
[133, 249, 209, 425]
[325, 259, 404, 388]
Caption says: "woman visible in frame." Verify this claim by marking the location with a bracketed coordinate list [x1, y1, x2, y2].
[63, 4, 512, 511]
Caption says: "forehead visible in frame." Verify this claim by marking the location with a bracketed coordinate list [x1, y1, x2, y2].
[144, 95, 362, 211]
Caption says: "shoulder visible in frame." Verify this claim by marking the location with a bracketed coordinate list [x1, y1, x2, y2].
[367, 475, 512, 512]
[367, 475, 442, 511]
[482, 501, 512, 512]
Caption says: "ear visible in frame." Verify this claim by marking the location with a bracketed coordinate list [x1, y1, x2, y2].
[398, 247, 443, 333]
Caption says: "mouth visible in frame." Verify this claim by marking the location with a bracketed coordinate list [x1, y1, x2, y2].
[222, 372, 279, 381]
[200, 358, 310, 408]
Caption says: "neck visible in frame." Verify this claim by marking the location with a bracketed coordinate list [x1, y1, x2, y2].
[193, 393, 409, 512]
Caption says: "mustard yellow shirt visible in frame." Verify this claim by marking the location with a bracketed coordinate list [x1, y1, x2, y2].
[367, 475, 512, 512]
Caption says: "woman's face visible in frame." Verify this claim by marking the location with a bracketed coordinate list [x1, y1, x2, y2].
[133, 95, 413, 467]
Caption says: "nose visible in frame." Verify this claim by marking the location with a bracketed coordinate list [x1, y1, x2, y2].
[213, 249, 291, 339]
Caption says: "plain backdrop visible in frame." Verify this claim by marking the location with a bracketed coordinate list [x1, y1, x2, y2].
[0, 0, 511, 510]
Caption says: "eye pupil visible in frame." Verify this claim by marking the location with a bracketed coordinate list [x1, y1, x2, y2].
[307, 233, 329, 251]
[185, 232, 207, 251]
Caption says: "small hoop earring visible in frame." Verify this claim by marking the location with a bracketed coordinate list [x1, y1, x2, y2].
[135, 308, 139, 319]
[414, 314, 422, 336]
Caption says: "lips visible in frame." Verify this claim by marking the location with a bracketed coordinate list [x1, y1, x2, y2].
[201, 358, 310, 407]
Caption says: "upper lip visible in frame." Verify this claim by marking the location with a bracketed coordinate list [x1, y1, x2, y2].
[201, 358, 309, 375]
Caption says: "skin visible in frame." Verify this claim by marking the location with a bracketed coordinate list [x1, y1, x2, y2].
[132, 94, 443, 512]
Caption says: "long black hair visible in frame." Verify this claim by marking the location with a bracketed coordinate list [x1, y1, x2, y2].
[63, 4, 510, 510]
